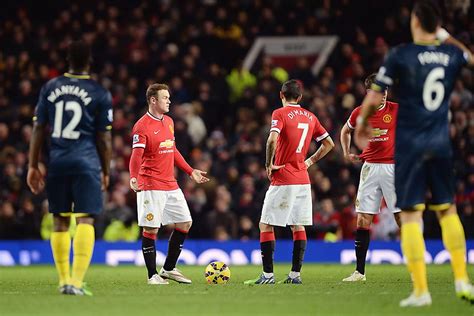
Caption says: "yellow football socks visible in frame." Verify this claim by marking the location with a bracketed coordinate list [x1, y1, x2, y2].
[401, 222, 428, 296]
[440, 214, 468, 282]
[50, 232, 71, 286]
[71, 224, 95, 288]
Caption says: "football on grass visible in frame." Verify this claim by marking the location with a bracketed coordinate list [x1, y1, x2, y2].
[204, 261, 231, 284]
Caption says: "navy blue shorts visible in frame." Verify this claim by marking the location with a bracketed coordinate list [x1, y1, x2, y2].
[46, 172, 103, 214]
[395, 154, 454, 212]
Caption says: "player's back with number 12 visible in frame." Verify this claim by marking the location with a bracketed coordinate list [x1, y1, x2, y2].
[28, 41, 112, 296]
[36, 60, 112, 176]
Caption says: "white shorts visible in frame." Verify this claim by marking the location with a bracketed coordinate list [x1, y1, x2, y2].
[137, 189, 192, 228]
[356, 162, 400, 214]
[260, 184, 312, 227]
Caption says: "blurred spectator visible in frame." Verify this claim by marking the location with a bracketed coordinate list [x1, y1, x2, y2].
[0, 0, 472, 240]
[0, 201, 22, 239]
[205, 187, 238, 240]
[371, 207, 400, 241]
[226, 62, 257, 102]
[314, 199, 342, 241]
[238, 215, 259, 240]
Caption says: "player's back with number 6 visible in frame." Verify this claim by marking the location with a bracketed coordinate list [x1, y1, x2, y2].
[355, 0, 474, 307]
[375, 37, 467, 165]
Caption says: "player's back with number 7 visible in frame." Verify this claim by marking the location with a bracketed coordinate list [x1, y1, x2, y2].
[269, 96, 329, 186]
[245, 80, 334, 285]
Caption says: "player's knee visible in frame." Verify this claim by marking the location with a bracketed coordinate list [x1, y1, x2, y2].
[76, 216, 94, 226]
[176, 221, 192, 231]
[53, 215, 70, 232]
[436, 204, 456, 220]
[259, 222, 273, 232]
[143, 226, 159, 235]
[290, 225, 305, 232]
[356, 213, 372, 229]
[400, 210, 423, 224]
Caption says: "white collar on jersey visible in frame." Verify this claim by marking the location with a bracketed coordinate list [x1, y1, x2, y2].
[147, 111, 164, 121]
[286, 103, 301, 107]
[377, 102, 386, 111]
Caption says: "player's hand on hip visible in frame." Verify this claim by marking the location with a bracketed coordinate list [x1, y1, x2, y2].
[27, 167, 45, 194]
[130, 177, 139, 192]
[191, 169, 210, 184]
[354, 123, 371, 150]
[266, 164, 285, 180]
[101, 173, 110, 191]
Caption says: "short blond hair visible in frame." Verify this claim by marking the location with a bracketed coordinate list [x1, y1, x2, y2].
[146, 83, 169, 104]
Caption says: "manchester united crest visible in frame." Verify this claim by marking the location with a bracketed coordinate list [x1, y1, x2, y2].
[169, 124, 174, 134]
[383, 114, 392, 123]
[146, 213, 154, 221]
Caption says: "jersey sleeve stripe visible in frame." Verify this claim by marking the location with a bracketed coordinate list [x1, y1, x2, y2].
[315, 132, 329, 142]
[132, 144, 146, 148]
[270, 127, 281, 133]
[346, 120, 355, 129]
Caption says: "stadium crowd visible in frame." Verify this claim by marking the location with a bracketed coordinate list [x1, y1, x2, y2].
[0, 0, 473, 241]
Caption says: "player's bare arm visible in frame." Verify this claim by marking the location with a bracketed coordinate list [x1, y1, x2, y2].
[305, 136, 334, 169]
[437, 27, 474, 66]
[96, 130, 112, 190]
[340, 124, 360, 163]
[129, 146, 144, 192]
[265, 131, 285, 179]
[354, 90, 383, 150]
[27, 122, 46, 194]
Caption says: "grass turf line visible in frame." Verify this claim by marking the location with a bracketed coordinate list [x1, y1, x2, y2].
[0, 264, 473, 316]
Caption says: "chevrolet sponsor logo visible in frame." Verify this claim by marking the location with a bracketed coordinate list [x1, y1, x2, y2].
[372, 128, 388, 138]
[159, 139, 175, 148]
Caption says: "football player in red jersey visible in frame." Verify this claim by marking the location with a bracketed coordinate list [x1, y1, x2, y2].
[245, 79, 334, 285]
[129, 83, 209, 285]
[340, 73, 401, 282]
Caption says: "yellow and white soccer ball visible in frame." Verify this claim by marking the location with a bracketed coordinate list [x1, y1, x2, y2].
[204, 261, 231, 284]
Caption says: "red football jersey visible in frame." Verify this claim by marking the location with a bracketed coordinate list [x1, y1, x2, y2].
[270, 104, 329, 185]
[131, 112, 192, 191]
[347, 101, 398, 163]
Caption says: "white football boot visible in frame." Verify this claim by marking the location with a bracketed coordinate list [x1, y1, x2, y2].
[147, 274, 169, 285]
[342, 271, 366, 282]
[399, 292, 432, 307]
[455, 280, 474, 303]
[159, 267, 192, 284]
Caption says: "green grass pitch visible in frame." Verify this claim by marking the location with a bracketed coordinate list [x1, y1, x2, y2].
[1, 264, 473, 315]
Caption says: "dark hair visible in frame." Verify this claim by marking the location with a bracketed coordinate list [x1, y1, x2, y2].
[67, 41, 91, 71]
[281, 79, 302, 101]
[146, 83, 170, 104]
[413, 0, 441, 33]
[364, 73, 378, 90]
